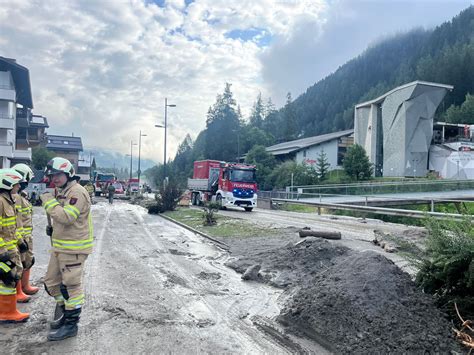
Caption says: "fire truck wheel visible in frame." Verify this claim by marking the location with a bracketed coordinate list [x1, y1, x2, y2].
[216, 194, 225, 209]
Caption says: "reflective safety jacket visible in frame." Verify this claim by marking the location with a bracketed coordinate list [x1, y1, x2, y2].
[14, 192, 32, 242]
[0, 192, 18, 254]
[41, 180, 93, 254]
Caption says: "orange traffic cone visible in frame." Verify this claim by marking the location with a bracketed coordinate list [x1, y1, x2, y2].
[21, 269, 39, 295]
[16, 281, 31, 303]
[0, 294, 29, 322]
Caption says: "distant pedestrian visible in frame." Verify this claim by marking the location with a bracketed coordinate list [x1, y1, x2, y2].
[107, 183, 115, 204]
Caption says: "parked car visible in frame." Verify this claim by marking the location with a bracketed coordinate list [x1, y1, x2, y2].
[112, 182, 125, 195]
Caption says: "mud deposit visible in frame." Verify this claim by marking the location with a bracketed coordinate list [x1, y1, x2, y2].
[223, 235, 460, 354]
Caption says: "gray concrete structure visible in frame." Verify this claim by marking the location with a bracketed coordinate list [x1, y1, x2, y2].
[355, 81, 453, 177]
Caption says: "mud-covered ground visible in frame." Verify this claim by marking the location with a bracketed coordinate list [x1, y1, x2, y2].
[1, 201, 328, 354]
[219, 208, 461, 354]
[1, 201, 461, 354]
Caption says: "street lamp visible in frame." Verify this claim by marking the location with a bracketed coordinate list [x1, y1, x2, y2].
[138, 130, 147, 186]
[128, 141, 138, 180]
[156, 97, 176, 182]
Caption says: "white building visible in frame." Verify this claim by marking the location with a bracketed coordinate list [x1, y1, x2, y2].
[265, 130, 354, 169]
[0, 57, 34, 168]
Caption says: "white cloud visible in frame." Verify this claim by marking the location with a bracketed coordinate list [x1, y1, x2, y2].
[0, 0, 470, 164]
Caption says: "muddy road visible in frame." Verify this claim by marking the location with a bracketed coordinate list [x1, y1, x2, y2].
[1, 201, 327, 354]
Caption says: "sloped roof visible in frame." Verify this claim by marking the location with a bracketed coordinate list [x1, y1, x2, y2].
[356, 81, 453, 108]
[266, 129, 354, 156]
[46, 135, 83, 152]
[0, 56, 33, 108]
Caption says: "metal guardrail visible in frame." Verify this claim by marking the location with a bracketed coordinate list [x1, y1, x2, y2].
[271, 198, 471, 221]
[272, 179, 474, 197]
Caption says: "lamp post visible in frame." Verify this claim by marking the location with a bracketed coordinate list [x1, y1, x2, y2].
[128, 141, 137, 180]
[156, 98, 176, 182]
[138, 130, 147, 186]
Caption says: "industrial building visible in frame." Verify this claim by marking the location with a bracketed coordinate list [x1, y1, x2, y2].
[354, 81, 454, 177]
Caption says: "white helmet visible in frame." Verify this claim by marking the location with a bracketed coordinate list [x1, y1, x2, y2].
[45, 157, 75, 178]
[13, 163, 34, 182]
[0, 169, 23, 190]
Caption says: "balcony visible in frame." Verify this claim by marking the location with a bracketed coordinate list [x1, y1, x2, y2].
[0, 87, 15, 102]
[0, 141, 13, 158]
[0, 113, 14, 130]
[13, 148, 31, 161]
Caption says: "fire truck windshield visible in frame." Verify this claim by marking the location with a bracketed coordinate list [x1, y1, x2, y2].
[230, 169, 256, 183]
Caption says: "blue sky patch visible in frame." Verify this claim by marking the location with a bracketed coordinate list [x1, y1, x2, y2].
[226, 28, 272, 46]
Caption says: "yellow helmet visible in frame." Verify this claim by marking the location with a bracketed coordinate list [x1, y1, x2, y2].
[0, 169, 23, 190]
[12, 163, 34, 182]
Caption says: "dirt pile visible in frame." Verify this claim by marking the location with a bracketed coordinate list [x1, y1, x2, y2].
[278, 251, 459, 353]
[225, 237, 348, 288]
[224, 235, 460, 353]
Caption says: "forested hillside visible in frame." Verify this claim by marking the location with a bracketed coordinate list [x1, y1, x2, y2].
[146, 6, 474, 188]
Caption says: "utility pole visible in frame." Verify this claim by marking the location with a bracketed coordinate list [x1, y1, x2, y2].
[129, 140, 133, 180]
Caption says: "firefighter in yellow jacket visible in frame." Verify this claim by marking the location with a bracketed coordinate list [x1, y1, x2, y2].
[0, 168, 30, 322]
[13, 164, 39, 297]
[41, 157, 93, 341]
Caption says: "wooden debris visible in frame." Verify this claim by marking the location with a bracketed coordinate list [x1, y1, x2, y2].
[298, 229, 341, 240]
[453, 303, 474, 353]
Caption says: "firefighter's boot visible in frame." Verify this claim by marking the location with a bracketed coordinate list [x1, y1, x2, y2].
[0, 294, 29, 322]
[47, 308, 80, 341]
[21, 269, 39, 295]
[16, 281, 31, 303]
[50, 303, 65, 330]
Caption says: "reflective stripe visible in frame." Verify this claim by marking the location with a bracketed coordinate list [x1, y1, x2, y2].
[55, 295, 65, 304]
[0, 262, 11, 273]
[1, 216, 17, 227]
[0, 238, 5, 248]
[64, 205, 80, 219]
[5, 240, 17, 250]
[65, 294, 84, 306]
[0, 285, 16, 295]
[52, 237, 93, 250]
[44, 199, 60, 211]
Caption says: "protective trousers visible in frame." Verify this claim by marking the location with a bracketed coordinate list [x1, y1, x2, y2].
[20, 234, 34, 270]
[9, 249, 23, 281]
[44, 252, 87, 311]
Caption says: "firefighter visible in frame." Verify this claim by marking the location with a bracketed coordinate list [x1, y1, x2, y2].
[0, 168, 30, 322]
[84, 181, 95, 202]
[40, 157, 93, 341]
[13, 163, 39, 296]
[107, 183, 115, 204]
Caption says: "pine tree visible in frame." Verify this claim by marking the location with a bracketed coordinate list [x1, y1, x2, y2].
[283, 92, 297, 141]
[316, 150, 331, 181]
[249, 93, 265, 129]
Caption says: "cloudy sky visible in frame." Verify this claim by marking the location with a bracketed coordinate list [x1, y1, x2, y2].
[0, 0, 471, 163]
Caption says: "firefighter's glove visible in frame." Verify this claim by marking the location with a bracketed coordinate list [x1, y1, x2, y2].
[18, 239, 29, 253]
[46, 226, 53, 237]
[0, 252, 11, 263]
[0, 260, 16, 287]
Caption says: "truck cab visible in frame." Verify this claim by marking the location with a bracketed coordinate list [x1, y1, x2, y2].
[188, 160, 257, 212]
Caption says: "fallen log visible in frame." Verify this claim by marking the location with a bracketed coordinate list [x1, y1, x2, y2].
[298, 229, 341, 240]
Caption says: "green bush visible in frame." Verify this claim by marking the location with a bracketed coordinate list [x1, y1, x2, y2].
[201, 202, 220, 226]
[147, 182, 182, 214]
[414, 216, 474, 320]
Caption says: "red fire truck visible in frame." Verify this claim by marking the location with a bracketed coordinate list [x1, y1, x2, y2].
[188, 160, 257, 212]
